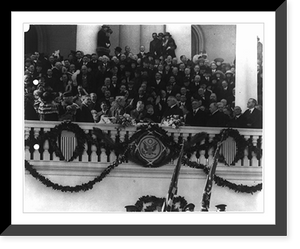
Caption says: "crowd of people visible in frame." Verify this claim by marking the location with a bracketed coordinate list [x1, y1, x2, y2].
[24, 25, 262, 129]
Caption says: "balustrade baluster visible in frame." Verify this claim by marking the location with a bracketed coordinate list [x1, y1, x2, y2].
[43, 139, 50, 161]
[24, 128, 31, 160]
[81, 142, 89, 162]
[242, 135, 250, 166]
[52, 132, 60, 161]
[251, 135, 259, 167]
[100, 147, 107, 162]
[90, 144, 98, 162]
[32, 128, 40, 160]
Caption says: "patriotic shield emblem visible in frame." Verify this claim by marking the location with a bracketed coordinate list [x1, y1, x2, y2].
[128, 131, 171, 167]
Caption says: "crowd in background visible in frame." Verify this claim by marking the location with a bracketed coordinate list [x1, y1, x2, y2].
[24, 27, 262, 128]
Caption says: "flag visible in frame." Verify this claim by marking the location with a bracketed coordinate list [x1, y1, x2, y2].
[201, 140, 223, 211]
[161, 143, 184, 212]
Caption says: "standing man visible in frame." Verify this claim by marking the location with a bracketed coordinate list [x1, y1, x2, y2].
[185, 99, 208, 127]
[206, 102, 228, 127]
[97, 25, 112, 57]
[78, 95, 94, 122]
[149, 32, 163, 59]
[149, 32, 158, 57]
[162, 96, 184, 120]
[137, 45, 148, 61]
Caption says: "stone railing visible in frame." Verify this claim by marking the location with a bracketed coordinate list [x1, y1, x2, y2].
[24, 120, 263, 168]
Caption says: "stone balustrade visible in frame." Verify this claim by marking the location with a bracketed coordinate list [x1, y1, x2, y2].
[24, 120, 262, 167]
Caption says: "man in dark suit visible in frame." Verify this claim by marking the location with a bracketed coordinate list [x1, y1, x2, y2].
[228, 106, 247, 128]
[241, 98, 262, 128]
[151, 72, 166, 94]
[162, 96, 184, 120]
[185, 100, 207, 126]
[78, 95, 94, 122]
[149, 33, 159, 58]
[206, 102, 228, 127]
[218, 80, 234, 104]
[96, 25, 112, 57]
[76, 65, 94, 93]
[137, 45, 149, 61]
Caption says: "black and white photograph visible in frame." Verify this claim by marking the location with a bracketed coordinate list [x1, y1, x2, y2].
[23, 22, 264, 213]
[7, 6, 290, 239]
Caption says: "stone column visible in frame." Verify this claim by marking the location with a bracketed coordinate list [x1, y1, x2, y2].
[76, 25, 101, 55]
[235, 24, 260, 111]
[119, 25, 141, 55]
[165, 24, 191, 60]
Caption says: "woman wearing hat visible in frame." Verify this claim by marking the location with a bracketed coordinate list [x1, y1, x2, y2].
[162, 32, 177, 59]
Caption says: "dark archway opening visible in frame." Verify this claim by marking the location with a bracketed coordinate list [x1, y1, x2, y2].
[25, 25, 38, 57]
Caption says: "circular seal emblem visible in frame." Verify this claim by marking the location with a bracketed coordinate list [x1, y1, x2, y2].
[138, 135, 163, 162]
[128, 131, 171, 167]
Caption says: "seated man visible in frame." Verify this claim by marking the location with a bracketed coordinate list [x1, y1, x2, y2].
[241, 98, 262, 128]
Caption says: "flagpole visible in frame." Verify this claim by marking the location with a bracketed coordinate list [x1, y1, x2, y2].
[201, 132, 225, 212]
[161, 142, 185, 212]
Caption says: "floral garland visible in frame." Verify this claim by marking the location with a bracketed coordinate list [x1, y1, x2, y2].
[182, 156, 262, 194]
[25, 155, 125, 193]
[25, 121, 262, 194]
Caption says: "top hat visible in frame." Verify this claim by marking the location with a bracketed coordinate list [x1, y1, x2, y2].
[125, 205, 139, 212]
[183, 203, 195, 212]
[225, 70, 233, 75]
[115, 46, 122, 53]
[215, 204, 227, 211]
[214, 58, 224, 63]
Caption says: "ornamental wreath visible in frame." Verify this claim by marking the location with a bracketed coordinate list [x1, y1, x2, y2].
[211, 128, 248, 165]
[34, 121, 90, 162]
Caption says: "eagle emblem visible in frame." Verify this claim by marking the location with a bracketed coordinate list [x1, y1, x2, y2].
[141, 139, 158, 156]
[137, 135, 164, 162]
